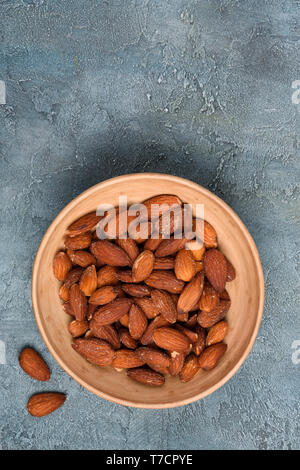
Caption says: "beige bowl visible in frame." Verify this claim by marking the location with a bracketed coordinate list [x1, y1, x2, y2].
[32, 173, 264, 408]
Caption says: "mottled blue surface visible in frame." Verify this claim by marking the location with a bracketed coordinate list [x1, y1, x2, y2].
[0, 0, 299, 450]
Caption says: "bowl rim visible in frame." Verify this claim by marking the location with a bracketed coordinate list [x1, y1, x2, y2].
[32, 172, 264, 409]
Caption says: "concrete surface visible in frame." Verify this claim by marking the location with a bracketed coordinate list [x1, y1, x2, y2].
[0, 0, 299, 450]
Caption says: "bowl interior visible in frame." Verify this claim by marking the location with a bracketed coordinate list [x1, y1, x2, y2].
[32, 174, 264, 408]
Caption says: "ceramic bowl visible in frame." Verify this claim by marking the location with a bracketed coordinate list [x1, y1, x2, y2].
[32, 173, 264, 408]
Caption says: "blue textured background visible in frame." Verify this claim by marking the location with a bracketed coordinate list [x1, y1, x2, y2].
[0, 0, 299, 450]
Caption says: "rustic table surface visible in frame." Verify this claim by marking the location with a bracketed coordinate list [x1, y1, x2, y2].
[0, 0, 299, 450]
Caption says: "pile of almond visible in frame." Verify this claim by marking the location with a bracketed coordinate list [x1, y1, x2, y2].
[53, 195, 235, 386]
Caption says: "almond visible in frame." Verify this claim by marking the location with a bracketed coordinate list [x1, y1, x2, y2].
[112, 349, 145, 368]
[145, 270, 185, 294]
[68, 320, 89, 337]
[89, 323, 120, 349]
[132, 250, 154, 282]
[144, 237, 163, 251]
[185, 240, 205, 261]
[199, 283, 220, 312]
[226, 258, 236, 281]
[142, 194, 182, 219]
[89, 285, 118, 305]
[59, 284, 69, 302]
[195, 261, 203, 272]
[19, 348, 50, 382]
[169, 351, 185, 376]
[97, 265, 119, 287]
[119, 313, 129, 328]
[87, 302, 97, 320]
[127, 367, 165, 386]
[177, 272, 204, 314]
[197, 300, 230, 328]
[153, 257, 175, 270]
[72, 338, 115, 366]
[116, 238, 139, 262]
[185, 313, 197, 328]
[153, 327, 190, 353]
[159, 206, 184, 237]
[90, 240, 131, 267]
[177, 312, 189, 322]
[175, 249, 196, 282]
[64, 267, 84, 288]
[192, 325, 206, 355]
[63, 302, 75, 317]
[136, 347, 170, 375]
[203, 220, 218, 248]
[67, 250, 96, 268]
[175, 324, 198, 343]
[151, 289, 177, 324]
[53, 251, 72, 281]
[155, 237, 187, 258]
[116, 269, 136, 283]
[180, 353, 200, 382]
[203, 249, 227, 293]
[206, 320, 229, 346]
[69, 284, 87, 321]
[65, 232, 92, 250]
[220, 289, 230, 301]
[68, 212, 101, 236]
[119, 329, 138, 349]
[133, 297, 159, 319]
[198, 343, 227, 370]
[122, 283, 151, 298]
[79, 265, 97, 296]
[27, 392, 66, 417]
[92, 298, 132, 326]
[129, 304, 148, 340]
[140, 315, 170, 345]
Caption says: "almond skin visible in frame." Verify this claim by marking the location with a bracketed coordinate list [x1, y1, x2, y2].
[63, 302, 75, 317]
[69, 284, 87, 321]
[153, 257, 175, 270]
[119, 329, 138, 349]
[203, 220, 218, 248]
[185, 313, 198, 328]
[90, 240, 131, 267]
[133, 297, 159, 319]
[116, 238, 139, 262]
[64, 267, 84, 288]
[92, 298, 132, 326]
[199, 283, 220, 312]
[144, 238, 163, 251]
[175, 249, 196, 282]
[116, 270, 136, 283]
[127, 367, 165, 386]
[68, 320, 89, 338]
[112, 349, 145, 368]
[197, 300, 230, 328]
[203, 249, 227, 293]
[145, 270, 185, 294]
[59, 284, 69, 302]
[119, 313, 129, 328]
[169, 351, 185, 376]
[122, 283, 151, 298]
[19, 348, 50, 381]
[175, 324, 198, 343]
[132, 250, 154, 282]
[89, 324, 120, 349]
[79, 265, 97, 296]
[198, 343, 227, 370]
[97, 265, 119, 287]
[226, 258, 236, 281]
[153, 327, 190, 353]
[68, 212, 101, 236]
[192, 325, 206, 356]
[89, 285, 118, 305]
[151, 289, 177, 324]
[53, 251, 72, 281]
[177, 272, 204, 314]
[27, 393, 66, 417]
[67, 250, 96, 268]
[136, 347, 170, 375]
[72, 338, 115, 366]
[65, 232, 92, 250]
[129, 304, 148, 340]
[206, 320, 229, 346]
[180, 353, 200, 382]
[140, 315, 170, 345]
[142, 194, 182, 219]
[155, 237, 187, 258]
[185, 240, 205, 261]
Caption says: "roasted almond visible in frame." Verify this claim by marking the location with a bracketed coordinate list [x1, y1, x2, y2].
[175, 324, 198, 343]
[195, 261, 203, 272]
[116, 269, 136, 283]
[72, 338, 115, 366]
[180, 353, 200, 382]
[116, 238, 139, 262]
[226, 258, 236, 281]
[144, 237, 163, 251]
[175, 249, 196, 282]
[153, 256, 175, 270]
[89, 323, 120, 349]
[64, 267, 84, 288]
[142, 194, 182, 219]
[203, 220, 217, 248]
[185, 240, 205, 261]
[68, 320, 89, 338]
[145, 270, 185, 294]
[169, 351, 185, 376]
[119, 329, 138, 349]
[68, 250, 96, 268]
[97, 265, 119, 287]
[133, 297, 159, 319]
[206, 320, 229, 346]
[129, 304, 148, 340]
[69, 284, 87, 321]
[127, 367, 165, 386]
[19, 348, 50, 381]
[199, 283, 220, 312]
[155, 237, 187, 258]
[68, 212, 101, 236]
[59, 284, 69, 302]
[122, 283, 151, 298]
[65, 232, 92, 250]
[185, 313, 198, 328]
[151, 289, 177, 324]
[92, 298, 132, 326]
[63, 302, 75, 317]
[198, 343, 227, 370]
[140, 315, 170, 345]
[27, 392, 66, 417]
[177, 272, 204, 314]
[90, 240, 131, 267]
[192, 325, 206, 356]
[203, 249, 227, 293]
[53, 251, 72, 281]
[153, 327, 190, 353]
[79, 265, 97, 296]
[136, 347, 170, 375]
[132, 250, 154, 282]
[119, 313, 129, 328]
[89, 285, 118, 305]
[112, 349, 145, 369]
[197, 300, 230, 328]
